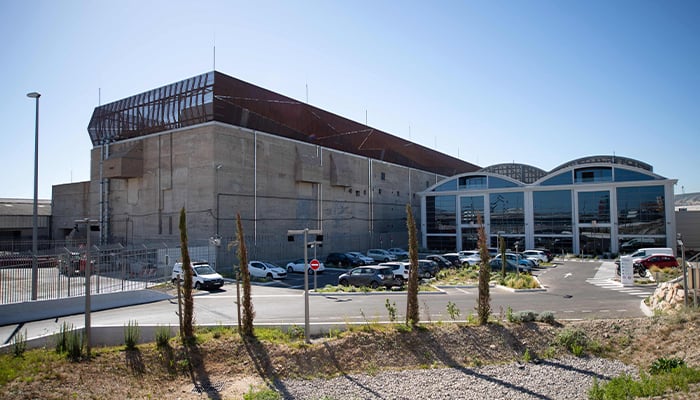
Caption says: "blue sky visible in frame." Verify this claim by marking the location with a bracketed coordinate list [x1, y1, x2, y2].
[1, 0, 698, 199]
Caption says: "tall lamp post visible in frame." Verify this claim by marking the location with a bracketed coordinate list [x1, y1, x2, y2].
[27, 91, 41, 301]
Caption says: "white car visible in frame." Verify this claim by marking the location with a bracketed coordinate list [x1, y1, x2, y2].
[348, 251, 374, 265]
[248, 261, 287, 279]
[522, 250, 548, 264]
[367, 249, 397, 262]
[458, 250, 481, 266]
[286, 258, 325, 274]
[171, 261, 224, 290]
[379, 261, 410, 284]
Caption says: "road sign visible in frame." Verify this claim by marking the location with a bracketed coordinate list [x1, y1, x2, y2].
[310, 259, 320, 271]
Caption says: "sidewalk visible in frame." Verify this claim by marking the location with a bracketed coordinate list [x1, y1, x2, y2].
[0, 289, 174, 326]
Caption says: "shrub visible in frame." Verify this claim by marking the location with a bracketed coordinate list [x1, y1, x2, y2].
[555, 328, 588, 355]
[66, 329, 83, 362]
[124, 320, 140, 350]
[650, 357, 686, 374]
[538, 311, 556, 324]
[155, 325, 171, 348]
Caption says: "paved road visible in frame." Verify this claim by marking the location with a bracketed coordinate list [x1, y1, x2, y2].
[0, 260, 655, 346]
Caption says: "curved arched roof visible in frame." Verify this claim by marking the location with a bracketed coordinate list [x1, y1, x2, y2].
[550, 155, 653, 173]
[479, 163, 547, 184]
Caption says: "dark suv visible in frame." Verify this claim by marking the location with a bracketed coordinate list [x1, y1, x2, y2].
[338, 266, 398, 289]
[326, 252, 362, 267]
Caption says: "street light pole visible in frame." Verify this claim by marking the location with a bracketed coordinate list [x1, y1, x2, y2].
[27, 91, 41, 301]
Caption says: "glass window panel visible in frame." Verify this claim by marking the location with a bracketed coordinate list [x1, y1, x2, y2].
[618, 236, 666, 253]
[458, 176, 486, 190]
[575, 167, 612, 184]
[617, 186, 665, 235]
[489, 192, 525, 234]
[578, 191, 610, 223]
[540, 172, 572, 186]
[427, 236, 456, 252]
[488, 176, 518, 189]
[533, 190, 572, 234]
[460, 196, 484, 225]
[426, 195, 456, 233]
[534, 236, 573, 255]
[489, 236, 525, 251]
[432, 179, 458, 192]
[461, 228, 480, 251]
[615, 168, 657, 182]
[579, 227, 611, 256]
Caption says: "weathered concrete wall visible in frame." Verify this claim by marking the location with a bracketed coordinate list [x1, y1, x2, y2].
[56, 121, 444, 262]
[51, 181, 91, 240]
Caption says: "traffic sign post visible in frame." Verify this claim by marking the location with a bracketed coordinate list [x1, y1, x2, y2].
[287, 228, 323, 343]
[310, 259, 320, 291]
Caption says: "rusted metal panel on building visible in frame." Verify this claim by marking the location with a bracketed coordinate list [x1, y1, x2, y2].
[88, 71, 480, 176]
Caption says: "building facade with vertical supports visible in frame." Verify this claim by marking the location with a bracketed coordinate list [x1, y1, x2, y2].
[420, 156, 677, 257]
[51, 71, 480, 266]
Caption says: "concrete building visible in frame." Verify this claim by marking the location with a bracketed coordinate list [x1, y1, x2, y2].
[0, 198, 51, 251]
[420, 156, 678, 257]
[51, 71, 479, 265]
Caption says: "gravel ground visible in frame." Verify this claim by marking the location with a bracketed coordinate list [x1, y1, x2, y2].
[277, 357, 638, 400]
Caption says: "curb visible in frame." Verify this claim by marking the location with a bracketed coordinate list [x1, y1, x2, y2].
[311, 285, 447, 296]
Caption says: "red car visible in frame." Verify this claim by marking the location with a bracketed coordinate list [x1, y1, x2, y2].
[634, 254, 678, 271]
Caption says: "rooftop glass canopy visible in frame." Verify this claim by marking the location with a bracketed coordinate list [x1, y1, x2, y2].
[87, 71, 479, 177]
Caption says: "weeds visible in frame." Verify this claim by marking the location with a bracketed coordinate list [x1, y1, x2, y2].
[446, 301, 460, 320]
[589, 364, 700, 400]
[385, 299, 398, 322]
[522, 348, 532, 363]
[243, 385, 280, 399]
[12, 330, 27, 357]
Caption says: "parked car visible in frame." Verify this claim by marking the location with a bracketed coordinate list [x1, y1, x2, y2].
[325, 252, 362, 268]
[489, 258, 526, 274]
[387, 248, 409, 259]
[379, 262, 410, 285]
[338, 266, 398, 289]
[492, 254, 532, 273]
[635, 254, 679, 271]
[425, 254, 451, 269]
[286, 258, 325, 274]
[347, 251, 374, 265]
[522, 250, 548, 264]
[367, 249, 397, 262]
[458, 251, 482, 267]
[441, 253, 462, 268]
[248, 261, 287, 279]
[171, 261, 225, 290]
[535, 248, 554, 262]
[519, 253, 541, 266]
[418, 259, 439, 278]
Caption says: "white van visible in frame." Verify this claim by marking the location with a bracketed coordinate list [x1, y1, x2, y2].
[171, 261, 224, 290]
[629, 247, 673, 260]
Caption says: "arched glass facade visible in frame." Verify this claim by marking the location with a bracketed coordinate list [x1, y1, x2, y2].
[420, 157, 676, 256]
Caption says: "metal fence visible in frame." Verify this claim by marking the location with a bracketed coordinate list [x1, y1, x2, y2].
[0, 240, 216, 305]
[0, 230, 409, 305]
